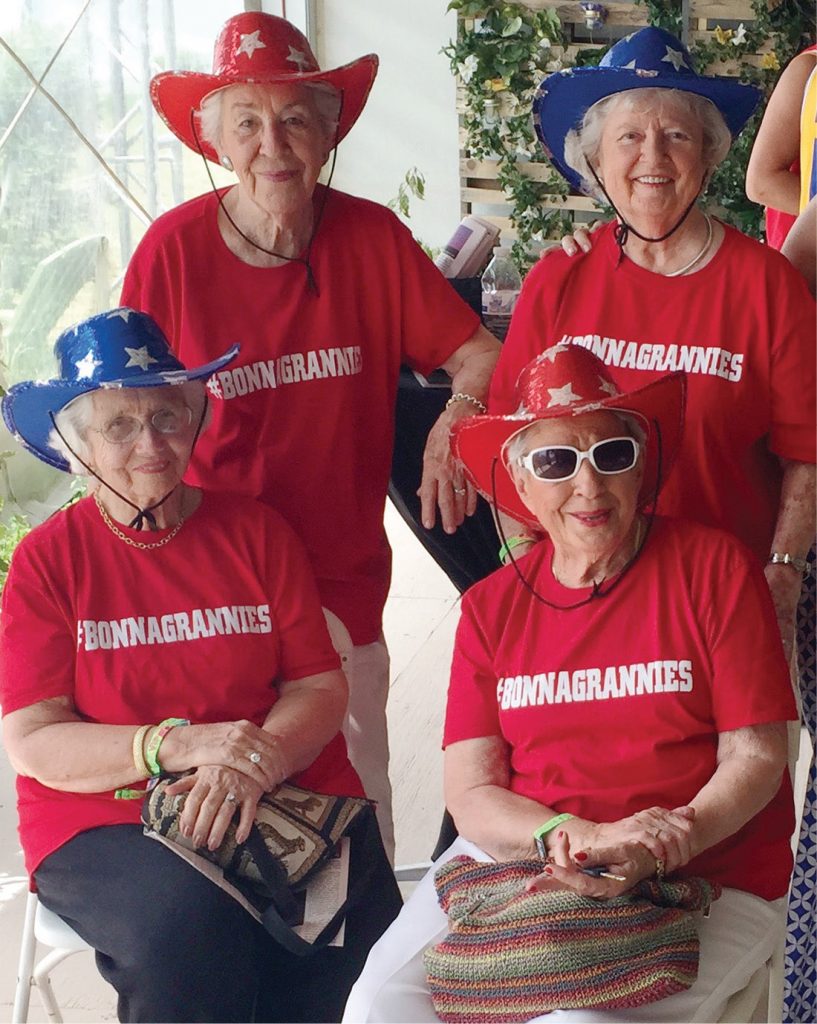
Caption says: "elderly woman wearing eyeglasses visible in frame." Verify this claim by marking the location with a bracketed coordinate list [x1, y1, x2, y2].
[344, 345, 797, 1024]
[0, 309, 400, 1023]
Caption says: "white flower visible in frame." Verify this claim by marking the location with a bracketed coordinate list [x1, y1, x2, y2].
[539, 37, 551, 50]
[459, 54, 479, 83]
[732, 23, 747, 46]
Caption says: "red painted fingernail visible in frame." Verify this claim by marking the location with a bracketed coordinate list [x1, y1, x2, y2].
[557, 830, 564, 838]
[574, 851, 588, 862]
[543, 866, 553, 875]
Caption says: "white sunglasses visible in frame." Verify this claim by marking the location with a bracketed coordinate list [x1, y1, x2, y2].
[517, 436, 640, 483]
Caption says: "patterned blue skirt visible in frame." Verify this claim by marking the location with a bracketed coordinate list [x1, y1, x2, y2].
[784, 556, 816, 1024]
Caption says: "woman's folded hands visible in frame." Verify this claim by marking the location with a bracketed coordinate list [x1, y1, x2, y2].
[527, 805, 696, 898]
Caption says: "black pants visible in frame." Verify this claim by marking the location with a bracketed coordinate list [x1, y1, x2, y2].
[34, 818, 401, 1023]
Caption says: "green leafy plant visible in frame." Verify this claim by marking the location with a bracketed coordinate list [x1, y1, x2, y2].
[387, 167, 427, 219]
[444, 0, 571, 270]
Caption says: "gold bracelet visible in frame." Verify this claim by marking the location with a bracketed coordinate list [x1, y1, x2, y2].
[445, 392, 487, 414]
[131, 724, 153, 780]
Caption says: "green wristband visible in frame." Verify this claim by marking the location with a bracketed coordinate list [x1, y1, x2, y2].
[533, 813, 575, 858]
[144, 717, 190, 776]
[498, 535, 534, 564]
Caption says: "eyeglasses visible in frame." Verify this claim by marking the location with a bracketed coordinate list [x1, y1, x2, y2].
[517, 437, 639, 482]
[92, 407, 193, 445]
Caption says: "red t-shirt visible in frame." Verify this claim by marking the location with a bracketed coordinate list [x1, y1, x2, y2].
[445, 518, 797, 900]
[121, 187, 480, 644]
[0, 492, 363, 875]
[489, 223, 816, 562]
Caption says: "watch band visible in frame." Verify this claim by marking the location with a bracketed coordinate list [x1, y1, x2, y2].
[768, 552, 812, 575]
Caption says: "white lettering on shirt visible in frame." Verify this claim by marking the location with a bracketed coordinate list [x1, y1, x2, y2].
[211, 346, 363, 401]
[560, 334, 744, 383]
[497, 660, 694, 708]
[76, 604, 273, 651]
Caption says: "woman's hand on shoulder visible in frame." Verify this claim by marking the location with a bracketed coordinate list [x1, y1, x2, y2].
[555, 220, 604, 258]
[164, 764, 264, 850]
[159, 719, 290, 792]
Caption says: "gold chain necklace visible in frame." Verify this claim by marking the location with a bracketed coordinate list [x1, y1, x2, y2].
[94, 493, 186, 550]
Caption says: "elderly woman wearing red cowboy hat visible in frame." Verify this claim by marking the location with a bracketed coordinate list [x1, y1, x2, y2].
[121, 11, 501, 860]
[489, 27, 815, 669]
[344, 345, 797, 1023]
[0, 309, 401, 1023]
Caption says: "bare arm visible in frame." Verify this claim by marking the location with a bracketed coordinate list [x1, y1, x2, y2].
[687, 722, 788, 857]
[764, 459, 816, 661]
[418, 325, 500, 532]
[781, 197, 817, 297]
[444, 735, 687, 866]
[3, 669, 348, 794]
[746, 53, 816, 214]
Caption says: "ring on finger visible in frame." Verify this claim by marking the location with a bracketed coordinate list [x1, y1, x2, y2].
[248, 751, 262, 765]
[225, 792, 237, 804]
[454, 487, 467, 496]
[654, 857, 665, 882]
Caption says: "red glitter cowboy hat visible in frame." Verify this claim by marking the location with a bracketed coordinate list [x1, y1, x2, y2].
[452, 345, 685, 530]
[151, 12, 378, 163]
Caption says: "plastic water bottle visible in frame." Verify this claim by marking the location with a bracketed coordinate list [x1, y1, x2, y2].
[481, 246, 522, 341]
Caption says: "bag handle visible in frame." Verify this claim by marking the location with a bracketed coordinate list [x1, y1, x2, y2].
[260, 805, 380, 957]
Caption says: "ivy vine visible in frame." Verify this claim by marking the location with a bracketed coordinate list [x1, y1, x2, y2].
[446, 0, 815, 266]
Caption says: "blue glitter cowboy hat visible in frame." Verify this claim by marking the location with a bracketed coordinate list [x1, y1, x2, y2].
[533, 27, 761, 194]
[2, 308, 238, 473]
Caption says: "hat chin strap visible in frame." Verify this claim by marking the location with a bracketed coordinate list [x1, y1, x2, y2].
[588, 164, 706, 261]
[190, 91, 345, 297]
[48, 400, 208, 530]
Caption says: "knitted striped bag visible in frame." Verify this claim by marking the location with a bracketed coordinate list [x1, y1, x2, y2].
[424, 856, 721, 1023]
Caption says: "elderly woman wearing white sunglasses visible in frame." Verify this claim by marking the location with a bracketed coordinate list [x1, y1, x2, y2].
[345, 345, 797, 1024]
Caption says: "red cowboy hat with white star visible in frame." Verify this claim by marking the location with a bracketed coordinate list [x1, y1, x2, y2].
[452, 345, 685, 529]
[151, 12, 378, 163]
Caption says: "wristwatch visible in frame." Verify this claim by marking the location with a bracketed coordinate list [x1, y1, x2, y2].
[768, 552, 812, 575]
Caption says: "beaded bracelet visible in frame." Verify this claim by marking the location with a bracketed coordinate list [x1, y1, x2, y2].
[445, 392, 487, 414]
[533, 813, 575, 858]
[144, 717, 190, 776]
[131, 723, 153, 780]
[498, 535, 535, 564]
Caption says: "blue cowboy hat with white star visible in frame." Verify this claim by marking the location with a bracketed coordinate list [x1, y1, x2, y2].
[533, 27, 761, 194]
[2, 308, 238, 472]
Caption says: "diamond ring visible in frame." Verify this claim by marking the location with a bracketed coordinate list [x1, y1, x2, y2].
[248, 751, 262, 765]
[225, 792, 237, 803]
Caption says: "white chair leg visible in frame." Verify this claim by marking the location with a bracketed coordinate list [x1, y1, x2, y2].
[11, 891, 38, 1024]
[32, 948, 78, 1024]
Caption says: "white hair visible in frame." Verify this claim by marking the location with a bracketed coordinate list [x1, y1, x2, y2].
[48, 381, 210, 475]
[504, 409, 646, 468]
[563, 88, 732, 199]
[197, 81, 341, 154]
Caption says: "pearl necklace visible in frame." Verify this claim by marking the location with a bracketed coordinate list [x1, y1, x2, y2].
[94, 493, 186, 550]
[664, 215, 713, 278]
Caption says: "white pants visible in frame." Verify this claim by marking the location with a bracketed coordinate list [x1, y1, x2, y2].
[341, 635, 395, 862]
[343, 837, 784, 1024]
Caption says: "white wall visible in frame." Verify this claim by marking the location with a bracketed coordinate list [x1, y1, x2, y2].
[313, 0, 462, 250]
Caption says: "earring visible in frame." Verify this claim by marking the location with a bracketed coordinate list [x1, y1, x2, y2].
[220, 155, 234, 171]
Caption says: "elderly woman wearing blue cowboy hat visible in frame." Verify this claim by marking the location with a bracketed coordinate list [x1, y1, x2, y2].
[0, 309, 400, 1023]
[489, 27, 815, 669]
[121, 11, 501, 860]
[344, 344, 797, 1024]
